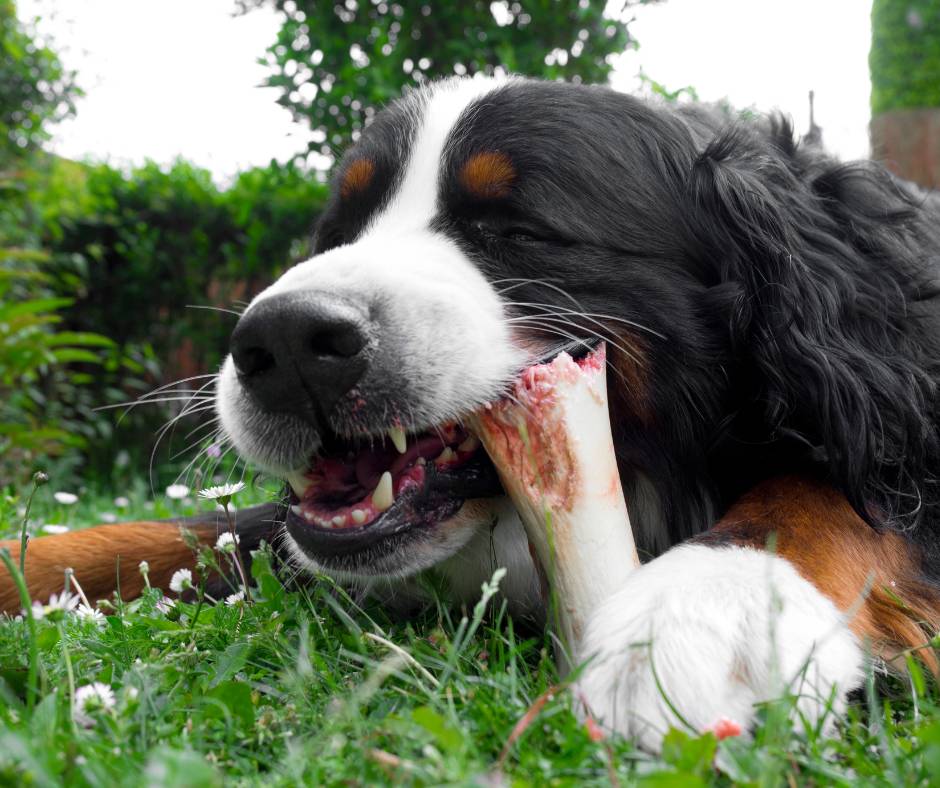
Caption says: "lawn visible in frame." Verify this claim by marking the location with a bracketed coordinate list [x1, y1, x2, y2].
[2, 477, 940, 786]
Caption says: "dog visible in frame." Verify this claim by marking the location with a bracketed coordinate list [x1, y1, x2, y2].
[5, 76, 940, 751]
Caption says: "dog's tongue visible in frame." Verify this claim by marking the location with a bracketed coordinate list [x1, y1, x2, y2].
[469, 342, 640, 668]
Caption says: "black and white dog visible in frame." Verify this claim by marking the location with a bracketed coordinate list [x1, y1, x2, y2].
[16, 76, 939, 752]
[216, 76, 940, 749]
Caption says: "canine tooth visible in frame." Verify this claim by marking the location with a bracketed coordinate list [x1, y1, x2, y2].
[387, 425, 407, 454]
[290, 504, 302, 517]
[285, 470, 310, 497]
[332, 515, 346, 527]
[351, 509, 367, 524]
[458, 435, 481, 453]
[435, 447, 457, 465]
[416, 457, 426, 466]
[372, 471, 394, 511]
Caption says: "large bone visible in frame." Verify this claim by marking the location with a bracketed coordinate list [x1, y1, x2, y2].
[470, 343, 640, 670]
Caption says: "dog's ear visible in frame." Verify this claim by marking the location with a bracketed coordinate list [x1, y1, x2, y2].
[688, 123, 938, 523]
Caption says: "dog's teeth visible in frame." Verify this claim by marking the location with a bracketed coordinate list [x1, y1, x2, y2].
[290, 504, 302, 517]
[457, 435, 481, 453]
[285, 470, 310, 497]
[304, 510, 316, 523]
[416, 456, 426, 466]
[435, 447, 457, 466]
[387, 425, 407, 454]
[372, 471, 394, 511]
[351, 509, 367, 525]
[332, 515, 346, 527]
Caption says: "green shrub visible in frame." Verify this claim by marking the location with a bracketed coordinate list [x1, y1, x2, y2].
[871, 0, 940, 114]
[0, 261, 111, 485]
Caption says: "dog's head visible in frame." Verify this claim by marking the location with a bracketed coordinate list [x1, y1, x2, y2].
[216, 77, 701, 578]
[217, 76, 940, 579]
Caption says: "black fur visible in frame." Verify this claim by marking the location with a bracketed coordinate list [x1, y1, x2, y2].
[314, 80, 940, 581]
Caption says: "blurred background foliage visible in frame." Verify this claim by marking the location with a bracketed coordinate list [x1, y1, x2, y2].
[870, 0, 940, 115]
[0, 0, 646, 489]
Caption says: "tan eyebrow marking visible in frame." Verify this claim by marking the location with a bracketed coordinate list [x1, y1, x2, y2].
[459, 151, 516, 199]
[339, 158, 376, 198]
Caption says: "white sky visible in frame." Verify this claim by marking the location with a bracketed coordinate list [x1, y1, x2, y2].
[20, 0, 873, 182]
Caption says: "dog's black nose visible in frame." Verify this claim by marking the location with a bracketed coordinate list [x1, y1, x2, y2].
[230, 291, 370, 420]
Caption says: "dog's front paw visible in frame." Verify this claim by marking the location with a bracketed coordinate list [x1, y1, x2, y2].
[575, 544, 864, 752]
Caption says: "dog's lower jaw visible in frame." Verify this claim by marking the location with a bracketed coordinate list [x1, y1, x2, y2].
[281, 496, 544, 619]
[575, 544, 864, 752]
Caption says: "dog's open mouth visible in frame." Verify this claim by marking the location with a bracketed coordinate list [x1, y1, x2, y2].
[282, 340, 598, 561]
[283, 422, 503, 557]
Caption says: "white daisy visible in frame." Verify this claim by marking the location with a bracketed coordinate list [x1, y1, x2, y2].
[41, 524, 69, 534]
[165, 484, 190, 500]
[76, 604, 105, 624]
[154, 596, 175, 614]
[215, 532, 240, 553]
[224, 590, 245, 606]
[138, 560, 149, 575]
[198, 482, 245, 501]
[27, 590, 80, 620]
[100, 512, 117, 523]
[73, 682, 116, 726]
[169, 568, 192, 594]
[53, 491, 78, 505]
[113, 496, 130, 508]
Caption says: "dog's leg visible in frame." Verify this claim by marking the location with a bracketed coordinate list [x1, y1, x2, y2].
[0, 503, 281, 613]
[576, 476, 940, 751]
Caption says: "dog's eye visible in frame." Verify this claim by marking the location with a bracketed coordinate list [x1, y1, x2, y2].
[502, 227, 541, 243]
[470, 220, 541, 243]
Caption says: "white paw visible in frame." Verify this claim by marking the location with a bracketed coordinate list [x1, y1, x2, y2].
[575, 544, 864, 752]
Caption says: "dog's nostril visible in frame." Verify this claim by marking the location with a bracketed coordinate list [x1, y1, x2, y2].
[308, 327, 366, 358]
[233, 346, 276, 378]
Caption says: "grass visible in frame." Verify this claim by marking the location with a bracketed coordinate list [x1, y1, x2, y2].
[3, 479, 940, 786]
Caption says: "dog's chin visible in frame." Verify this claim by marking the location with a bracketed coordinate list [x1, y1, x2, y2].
[282, 498, 503, 581]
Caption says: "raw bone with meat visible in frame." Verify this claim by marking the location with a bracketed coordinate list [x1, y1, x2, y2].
[471, 343, 641, 669]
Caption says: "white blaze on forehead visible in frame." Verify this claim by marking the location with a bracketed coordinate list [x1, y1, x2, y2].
[244, 75, 510, 308]
[365, 75, 507, 237]
[216, 75, 528, 469]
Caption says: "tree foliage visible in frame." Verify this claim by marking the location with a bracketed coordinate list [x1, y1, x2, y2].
[871, 0, 940, 114]
[0, 0, 77, 156]
[238, 0, 642, 154]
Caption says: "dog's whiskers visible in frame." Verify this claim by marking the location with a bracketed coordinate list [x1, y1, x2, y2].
[185, 304, 244, 318]
[509, 316, 638, 390]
